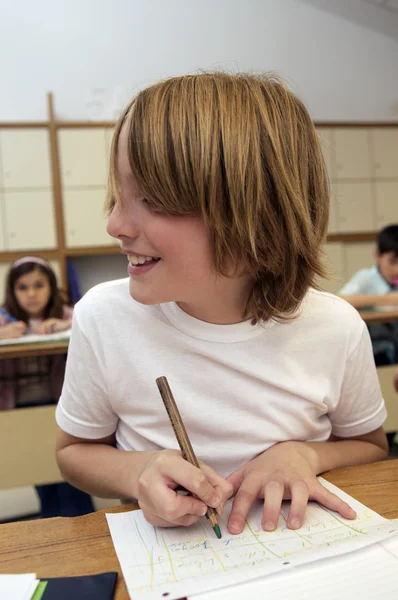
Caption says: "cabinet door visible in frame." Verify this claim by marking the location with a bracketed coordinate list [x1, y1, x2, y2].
[63, 189, 116, 247]
[317, 127, 334, 180]
[3, 190, 56, 250]
[0, 129, 52, 188]
[374, 182, 398, 229]
[344, 242, 375, 281]
[328, 182, 339, 234]
[105, 127, 115, 164]
[335, 182, 375, 233]
[371, 128, 398, 178]
[0, 262, 9, 297]
[59, 129, 108, 187]
[333, 129, 372, 179]
[0, 195, 5, 251]
[320, 242, 345, 293]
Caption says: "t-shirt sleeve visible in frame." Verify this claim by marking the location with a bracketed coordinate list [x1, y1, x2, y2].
[56, 307, 118, 439]
[329, 321, 387, 437]
[339, 270, 370, 294]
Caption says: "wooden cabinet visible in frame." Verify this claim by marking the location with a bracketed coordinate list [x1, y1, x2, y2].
[0, 205, 5, 252]
[317, 127, 334, 180]
[0, 129, 52, 189]
[58, 129, 108, 187]
[63, 189, 115, 248]
[374, 182, 398, 229]
[344, 242, 374, 281]
[59, 128, 114, 247]
[0, 128, 57, 253]
[333, 128, 372, 180]
[334, 182, 375, 233]
[371, 128, 398, 178]
[0, 120, 396, 292]
[320, 242, 345, 293]
[2, 190, 56, 250]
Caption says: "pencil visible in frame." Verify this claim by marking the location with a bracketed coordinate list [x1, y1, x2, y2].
[156, 376, 222, 539]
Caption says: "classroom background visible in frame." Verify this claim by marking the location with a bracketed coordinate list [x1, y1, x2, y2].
[0, 0, 398, 522]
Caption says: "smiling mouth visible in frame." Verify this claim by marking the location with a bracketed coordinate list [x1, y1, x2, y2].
[127, 254, 161, 266]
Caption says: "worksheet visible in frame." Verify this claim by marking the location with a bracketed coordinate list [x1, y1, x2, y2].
[106, 478, 398, 600]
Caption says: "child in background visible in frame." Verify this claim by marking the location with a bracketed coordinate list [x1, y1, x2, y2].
[56, 73, 388, 535]
[0, 256, 94, 518]
[340, 225, 398, 366]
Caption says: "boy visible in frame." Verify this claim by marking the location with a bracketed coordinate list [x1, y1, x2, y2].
[340, 224, 398, 366]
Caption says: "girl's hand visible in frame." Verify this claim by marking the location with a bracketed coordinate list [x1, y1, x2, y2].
[0, 321, 27, 339]
[226, 441, 356, 534]
[136, 449, 233, 528]
[36, 318, 70, 334]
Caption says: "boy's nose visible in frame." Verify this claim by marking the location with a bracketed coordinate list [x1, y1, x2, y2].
[107, 204, 140, 241]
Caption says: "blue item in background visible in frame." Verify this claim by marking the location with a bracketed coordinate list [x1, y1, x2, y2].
[0, 308, 18, 323]
[67, 259, 83, 304]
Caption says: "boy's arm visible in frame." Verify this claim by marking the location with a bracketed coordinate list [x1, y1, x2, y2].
[306, 426, 388, 472]
[56, 429, 157, 499]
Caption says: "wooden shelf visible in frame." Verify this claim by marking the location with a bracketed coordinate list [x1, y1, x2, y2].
[65, 245, 121, 257]
[326, 232, 378, 243]
[56, 121, 115, 128]
[315, 121, 398, 128]
[0, 122, 49, 129]
[0, 249, 59, 263]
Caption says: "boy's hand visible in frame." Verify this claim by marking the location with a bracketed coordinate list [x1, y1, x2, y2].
[226, 441, 356, 534]
[36, 318, 70, 334]
[136, 449, 233, 528]
[0, 321, 27, 339]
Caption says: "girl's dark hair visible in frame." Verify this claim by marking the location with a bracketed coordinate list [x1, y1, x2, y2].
[3, 260, 68, 323]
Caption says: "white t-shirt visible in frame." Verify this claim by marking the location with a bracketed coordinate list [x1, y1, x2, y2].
[56, 279, 386, 479]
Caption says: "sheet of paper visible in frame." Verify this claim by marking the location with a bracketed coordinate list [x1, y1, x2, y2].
[106, 478, 398, 600]
[194, 534, 398, 600]
[0, 329, 71, 346]
[0, 573, 39, 600]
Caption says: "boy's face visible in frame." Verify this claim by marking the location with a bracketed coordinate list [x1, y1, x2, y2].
[107, 124, 252, 322]
[376, 251, 398, 286]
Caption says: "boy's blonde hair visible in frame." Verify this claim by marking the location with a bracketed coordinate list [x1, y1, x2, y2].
[107, 72, 329, 324]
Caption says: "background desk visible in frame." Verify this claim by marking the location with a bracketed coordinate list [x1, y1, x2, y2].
[0, 339, 69, 360]
[359, 310, 398, 325]
[0, 459, 397, 600]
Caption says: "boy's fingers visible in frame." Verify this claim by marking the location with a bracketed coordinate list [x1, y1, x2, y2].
[261, 479, 284, 531]
[200, 463, 234, 503]
[286, 480, 309, 529]
[228, 475, 261, 534]
[312, 482, 356, 519]
[225, 468, 245, 497]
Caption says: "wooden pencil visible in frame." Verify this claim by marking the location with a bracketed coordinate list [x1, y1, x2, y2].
[156, 375, 222, 539]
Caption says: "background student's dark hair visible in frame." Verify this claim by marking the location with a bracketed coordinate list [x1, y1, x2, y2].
[4, 260, 69, 323]
[377, 225, 398, 257]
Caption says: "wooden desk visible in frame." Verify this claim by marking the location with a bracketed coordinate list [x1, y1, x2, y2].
[0, 340, 69, 359]
[0, 459, 397, 599]
[359, 309, 398, 324]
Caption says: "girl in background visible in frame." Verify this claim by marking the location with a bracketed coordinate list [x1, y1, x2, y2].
[0, 256, 94, 518]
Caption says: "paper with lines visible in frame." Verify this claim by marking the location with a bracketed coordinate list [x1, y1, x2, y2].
[106, 478, 398, 600]
[196, 535, 398, 600]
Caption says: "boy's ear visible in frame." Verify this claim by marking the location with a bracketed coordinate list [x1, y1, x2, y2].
[374, 249, 381, 262]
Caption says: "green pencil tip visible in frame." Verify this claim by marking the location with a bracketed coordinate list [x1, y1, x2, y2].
[213, 524, 222, 539]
